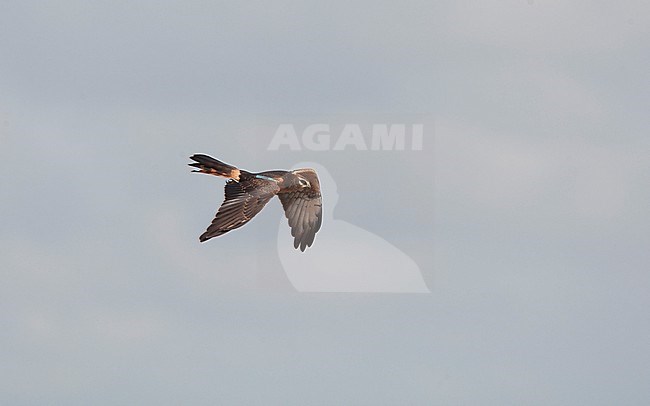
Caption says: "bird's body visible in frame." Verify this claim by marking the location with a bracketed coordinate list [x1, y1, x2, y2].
[189, 154, 322, 251]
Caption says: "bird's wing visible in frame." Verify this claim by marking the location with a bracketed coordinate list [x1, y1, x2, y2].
[200, 179, 280, 242]
[278, 170, 323, 251]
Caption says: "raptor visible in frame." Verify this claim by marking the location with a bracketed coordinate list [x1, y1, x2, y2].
[189, 154, 323, 251]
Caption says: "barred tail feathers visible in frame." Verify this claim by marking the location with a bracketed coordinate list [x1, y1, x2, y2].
[189, 154, 242, 180]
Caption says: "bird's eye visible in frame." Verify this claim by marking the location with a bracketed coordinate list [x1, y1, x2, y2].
[299, 178, 310, 187]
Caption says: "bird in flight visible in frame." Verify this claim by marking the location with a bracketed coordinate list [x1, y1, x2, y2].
[189, 154, 323, 251]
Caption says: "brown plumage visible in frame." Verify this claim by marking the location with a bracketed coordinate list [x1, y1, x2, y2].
[189, 154, 322, 251]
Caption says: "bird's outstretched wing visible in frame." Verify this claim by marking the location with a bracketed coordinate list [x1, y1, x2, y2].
[200, 179, 280, 242]
[278, 170, 323, 251]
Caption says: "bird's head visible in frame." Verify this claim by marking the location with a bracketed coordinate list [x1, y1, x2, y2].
[287, 168, 319, 191]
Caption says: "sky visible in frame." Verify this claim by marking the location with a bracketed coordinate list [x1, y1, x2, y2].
[1, 1, 650, 404]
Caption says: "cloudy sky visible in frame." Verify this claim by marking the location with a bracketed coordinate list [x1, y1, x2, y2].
[1, 1, 649, 404]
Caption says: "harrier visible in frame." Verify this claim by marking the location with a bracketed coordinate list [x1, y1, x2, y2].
[189, 154, 322, 251]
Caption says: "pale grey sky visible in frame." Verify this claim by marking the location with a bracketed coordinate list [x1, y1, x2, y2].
[1, 1, 649, 404]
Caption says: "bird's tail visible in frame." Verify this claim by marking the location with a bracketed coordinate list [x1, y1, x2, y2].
[189, 154, 243, 181]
